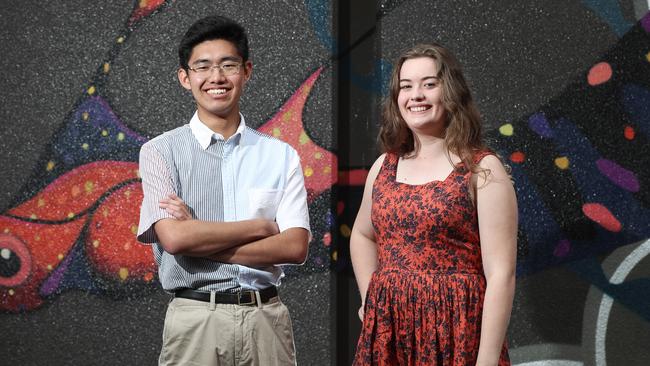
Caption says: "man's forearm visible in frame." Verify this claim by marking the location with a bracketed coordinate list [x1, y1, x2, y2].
[153, 218, 279, 257]
[209, 227, 309, 267]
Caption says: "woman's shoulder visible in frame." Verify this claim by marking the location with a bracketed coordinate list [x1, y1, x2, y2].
[369, 153, 388, 174]
[364, 153, 392, 187]
[472, 149, 497, 164]
[473, 150, 511, 186]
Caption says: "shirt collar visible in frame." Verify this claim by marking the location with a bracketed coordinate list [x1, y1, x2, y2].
[189, 112, 247, 150]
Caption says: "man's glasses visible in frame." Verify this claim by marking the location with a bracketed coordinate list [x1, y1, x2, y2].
[187, 62, 242, 76]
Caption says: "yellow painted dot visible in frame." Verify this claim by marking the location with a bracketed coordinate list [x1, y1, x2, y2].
[555, 156, 570, 170]
[304, 166, 313, 177]
[272, 127, 281, 137]
[87, 86, 96, 95]
[323, 166, 331, 174]
[340, 224, 351, 238]
[47, 264, 53, 271]
[123, 242, 131, 251]
[93, 240, 100, 248]
[67, 212, 75, 219]
[499, 123, 514, 136]
[331, 250, 338, 261]
[34, 235, 40, 241]
[82, 143, 89, 150]
[46, 161, 55, 171]
[117, 132, 125, 141]
[135, 169, 141, 178]
[84, 181, 94, 193]
[103, 62, 110, 74]
[71, 185, 81, 197]
[131, 225, 138, 234]
[102, 208, 109, 217]
[119, 268, 129, 280]
[299, 131, 309, 145]
[38, 198, 45, 207]
[3, 228, 9, 233]
[101, 130, 109, 137]
[82, 112, 89, 121]
[8, 289, 15, 296]
[116, 36, 125, 44]
[139, 0, 148, 8]
[30, 214, 37, 220]
[124, 190, 132, 199]
[282, 111, 292, 122]
[57, 253, 64, 260]
[314, 152, 323, 159]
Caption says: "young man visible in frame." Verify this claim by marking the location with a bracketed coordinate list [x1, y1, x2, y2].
[137, 15, 310, 365]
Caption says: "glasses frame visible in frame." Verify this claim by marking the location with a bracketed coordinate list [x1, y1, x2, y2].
[187, 61, 243, 77]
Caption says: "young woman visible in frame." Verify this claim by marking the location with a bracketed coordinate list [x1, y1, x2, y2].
[351, 43, 517, 366]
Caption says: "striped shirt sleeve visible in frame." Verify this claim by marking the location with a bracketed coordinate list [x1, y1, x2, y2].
[137, 142, 176, 244]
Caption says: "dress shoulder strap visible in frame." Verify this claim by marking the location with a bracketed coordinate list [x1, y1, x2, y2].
[379, 152, 399, 181]
[472, 149, 495, 165]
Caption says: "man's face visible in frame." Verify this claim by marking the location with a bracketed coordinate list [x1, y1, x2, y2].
[178, 39, 252, 121]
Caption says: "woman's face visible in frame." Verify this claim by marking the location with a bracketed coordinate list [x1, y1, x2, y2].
[397, 57, 446, 136]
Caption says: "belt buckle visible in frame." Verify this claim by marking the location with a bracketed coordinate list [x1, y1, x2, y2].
[238, 291, 256, 306]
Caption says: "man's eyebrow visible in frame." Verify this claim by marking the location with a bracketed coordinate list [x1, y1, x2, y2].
[191, 56, 242, 65]
[219, 56, 242, 62]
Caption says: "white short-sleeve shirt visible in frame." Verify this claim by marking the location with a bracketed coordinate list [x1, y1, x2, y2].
[137, 112, 310, 292]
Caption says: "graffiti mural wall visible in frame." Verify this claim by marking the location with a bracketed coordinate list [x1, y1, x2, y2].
[335, 0, 650, 365]
[1, 1, 334, 365]
[1, 0, 649, 365]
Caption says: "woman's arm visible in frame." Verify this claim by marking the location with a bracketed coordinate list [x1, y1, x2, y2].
[350, 154, 386, 320]
[474, 155, 518, 366]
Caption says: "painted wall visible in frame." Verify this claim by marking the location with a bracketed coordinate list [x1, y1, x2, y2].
[335, 1, 650, 365]
[1, 1, 649, 365]
[0, 1, 334, 365]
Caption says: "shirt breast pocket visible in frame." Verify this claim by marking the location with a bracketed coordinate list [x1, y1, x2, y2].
[248, 188, 284, 220]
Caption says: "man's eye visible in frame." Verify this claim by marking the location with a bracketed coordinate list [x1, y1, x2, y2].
[400, 85, 411, 89]
[195, 66, 210, 72]
[221, 64, 237, 70]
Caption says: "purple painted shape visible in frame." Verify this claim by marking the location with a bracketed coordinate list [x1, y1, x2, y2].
[553, 239, 571, 257]
[596, 158, 640, 192]
[642, 12, 650, 32]
[528, 113, 554, 138]
[84, 96, 148, 143]
[39, 252, 73, 296]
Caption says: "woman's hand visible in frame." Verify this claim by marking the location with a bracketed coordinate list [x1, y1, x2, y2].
[159, 193, 192, 220]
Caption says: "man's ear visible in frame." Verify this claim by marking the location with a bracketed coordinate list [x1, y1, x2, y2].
[178, 68, 192, 90]
[243, 60, 253, 82]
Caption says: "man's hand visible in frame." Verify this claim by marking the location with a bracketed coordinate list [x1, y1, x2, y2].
[159, 193, 192, 220]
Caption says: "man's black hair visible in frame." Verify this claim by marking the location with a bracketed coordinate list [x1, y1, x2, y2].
[178, 15, 249, 70]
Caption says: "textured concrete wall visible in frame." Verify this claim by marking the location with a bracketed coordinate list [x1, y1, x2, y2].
[2, 1, 649, 366]
[0, 1, 333, 365]
[336, 1, 650, 365]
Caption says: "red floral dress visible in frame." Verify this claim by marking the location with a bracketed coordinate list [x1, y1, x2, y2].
[353, 152, 510, 366]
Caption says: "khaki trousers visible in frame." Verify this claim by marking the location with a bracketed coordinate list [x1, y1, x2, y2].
[158, 295, 296, 366]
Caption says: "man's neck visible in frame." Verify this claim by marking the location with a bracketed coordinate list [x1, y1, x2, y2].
[197, 110, 241, 139]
